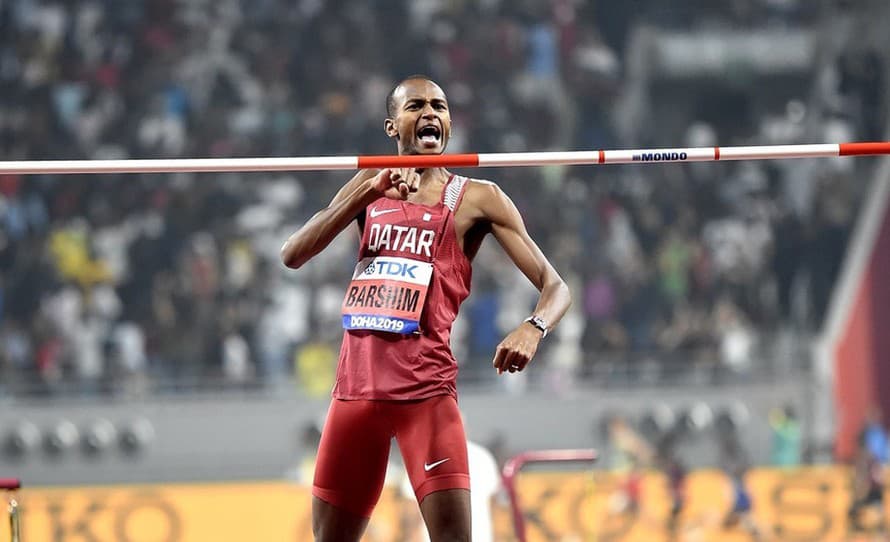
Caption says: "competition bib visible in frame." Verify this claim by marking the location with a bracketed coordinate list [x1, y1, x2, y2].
[341, 256, 433, 334]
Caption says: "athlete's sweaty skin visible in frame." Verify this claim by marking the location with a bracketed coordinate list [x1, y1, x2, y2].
[281, 77, 571, 542]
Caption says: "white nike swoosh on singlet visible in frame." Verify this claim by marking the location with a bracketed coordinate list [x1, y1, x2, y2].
[423, 458, 450, 471]
[369, 207, 399, 218]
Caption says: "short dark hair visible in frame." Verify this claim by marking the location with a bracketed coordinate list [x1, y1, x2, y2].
[386, 74, 436, 117]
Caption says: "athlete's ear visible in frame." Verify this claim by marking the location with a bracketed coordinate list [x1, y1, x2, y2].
[384, 118, 398, 139]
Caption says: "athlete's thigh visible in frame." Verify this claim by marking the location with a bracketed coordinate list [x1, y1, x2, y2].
[419, 488, 471, 540]
[313, 399, 392, 518]
[312, 497, 368, 542]
[391, 395, 470, 503]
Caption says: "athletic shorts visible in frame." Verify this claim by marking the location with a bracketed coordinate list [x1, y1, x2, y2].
[312, 395, 470, 518]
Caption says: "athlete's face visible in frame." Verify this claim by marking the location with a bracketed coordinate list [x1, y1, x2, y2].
[385, 79, 451, 155]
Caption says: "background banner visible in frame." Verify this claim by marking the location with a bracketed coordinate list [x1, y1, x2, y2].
[2, 467, 882, 542]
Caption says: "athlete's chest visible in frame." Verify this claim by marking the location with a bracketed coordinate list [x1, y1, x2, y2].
[363, 201, 446, 259]
[361, 176, 478, 257]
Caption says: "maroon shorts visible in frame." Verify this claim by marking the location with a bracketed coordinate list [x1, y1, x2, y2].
[312, 395, 470, 518]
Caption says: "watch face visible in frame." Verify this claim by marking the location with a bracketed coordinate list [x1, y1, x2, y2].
[527, 316, 547, 335]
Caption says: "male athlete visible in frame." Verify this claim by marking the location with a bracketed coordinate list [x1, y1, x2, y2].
[281, 76, 571, 541]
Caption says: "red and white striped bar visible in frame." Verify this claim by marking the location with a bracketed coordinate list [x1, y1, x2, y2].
[0, 142, 888, 175]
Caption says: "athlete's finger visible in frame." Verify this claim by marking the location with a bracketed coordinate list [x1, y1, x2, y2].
[374, 169, 393, 191]
[406, 168, 420, 192]
[394, 168, 413, 192]
[498, 346, 519, 374]
[393, 169, 414, 198]
[503, 350, 521, 373]
[508, 354, 523, 373]
[513, 342, 536, 371]
[493, 344, 508, 375]
[512, 352, 530, 372]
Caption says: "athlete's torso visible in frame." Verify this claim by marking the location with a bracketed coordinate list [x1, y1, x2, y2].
[333, 174, 473, 400]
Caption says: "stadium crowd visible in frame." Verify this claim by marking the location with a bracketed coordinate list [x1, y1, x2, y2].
[0, 0, 886, 396]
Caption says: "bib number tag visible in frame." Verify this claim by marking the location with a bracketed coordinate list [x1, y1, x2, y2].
[341, 256, 433, 334]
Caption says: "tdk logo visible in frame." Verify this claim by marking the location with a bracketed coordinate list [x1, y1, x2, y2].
[369, 261, 418, 279]
[632, 151, 688, 162]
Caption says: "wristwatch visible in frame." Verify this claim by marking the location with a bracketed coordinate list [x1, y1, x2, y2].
[524, 315, 549, 338]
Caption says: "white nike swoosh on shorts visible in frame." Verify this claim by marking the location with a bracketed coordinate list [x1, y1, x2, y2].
[423, 458, 450, 471]
[369, 207, 399, 218]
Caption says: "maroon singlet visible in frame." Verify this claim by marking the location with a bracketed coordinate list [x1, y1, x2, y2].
[334, 175, 472, 400]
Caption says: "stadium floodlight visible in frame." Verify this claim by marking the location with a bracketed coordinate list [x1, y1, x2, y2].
[119, 418, 155, 456]
[677, 402, 714, 434]
[43, 420, 79, 457]
[81, 419, 117, 457]
[2, 422, 41, 460]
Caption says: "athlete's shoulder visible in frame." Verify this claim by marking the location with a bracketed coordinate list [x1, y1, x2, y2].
[460, 176, 497, 188]
[463, 177, 515, 208]
[451, 177, 502, 220]
[460, 177, 502, 201]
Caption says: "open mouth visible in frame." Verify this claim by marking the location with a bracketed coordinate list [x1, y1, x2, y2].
[416, 125, 441, 146]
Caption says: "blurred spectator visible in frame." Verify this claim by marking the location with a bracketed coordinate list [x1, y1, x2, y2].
[283, 420, 322, 485]
[714, 297, 756, 375]
[657, 434, 688, 542]
[768, 404, 802, 467]
[838, 46, 886, 141]
[848, 425, 887, 533]
[0, 0, 885, 397]
[717, 431, 762, 541]
[604, 414, 654, 470]
[294, 339, 337, 398]
[860, 406, 889, 464]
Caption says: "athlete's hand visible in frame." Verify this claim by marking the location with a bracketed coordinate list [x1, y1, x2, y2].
[492, 322, 544, 375]
[371, 168, 420, 200]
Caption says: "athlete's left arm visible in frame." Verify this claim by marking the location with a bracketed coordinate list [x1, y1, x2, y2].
[468, 182, 572, 375]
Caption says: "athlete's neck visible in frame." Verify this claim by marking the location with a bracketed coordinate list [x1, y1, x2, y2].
[414, 167, 450, 186]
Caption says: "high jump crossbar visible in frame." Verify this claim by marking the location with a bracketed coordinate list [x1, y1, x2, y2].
[0, 142, 888, 175]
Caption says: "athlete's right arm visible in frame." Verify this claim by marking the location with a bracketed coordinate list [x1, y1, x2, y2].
[280, 168, 419, 269]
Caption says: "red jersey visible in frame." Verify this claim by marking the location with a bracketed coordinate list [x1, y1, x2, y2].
[334, 174, 472, 400]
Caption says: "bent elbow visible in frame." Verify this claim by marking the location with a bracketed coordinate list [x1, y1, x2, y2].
[560, 279, 572, 307]
[280, 241, 305, 269]
[544, 275, 572, 308]
[281, 252, 307, 270]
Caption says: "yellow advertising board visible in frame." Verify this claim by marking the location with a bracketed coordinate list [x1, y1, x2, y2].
[1, 466, 886, 542]
[0, 483, 419, 542]
[503, 466, 878, 542]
